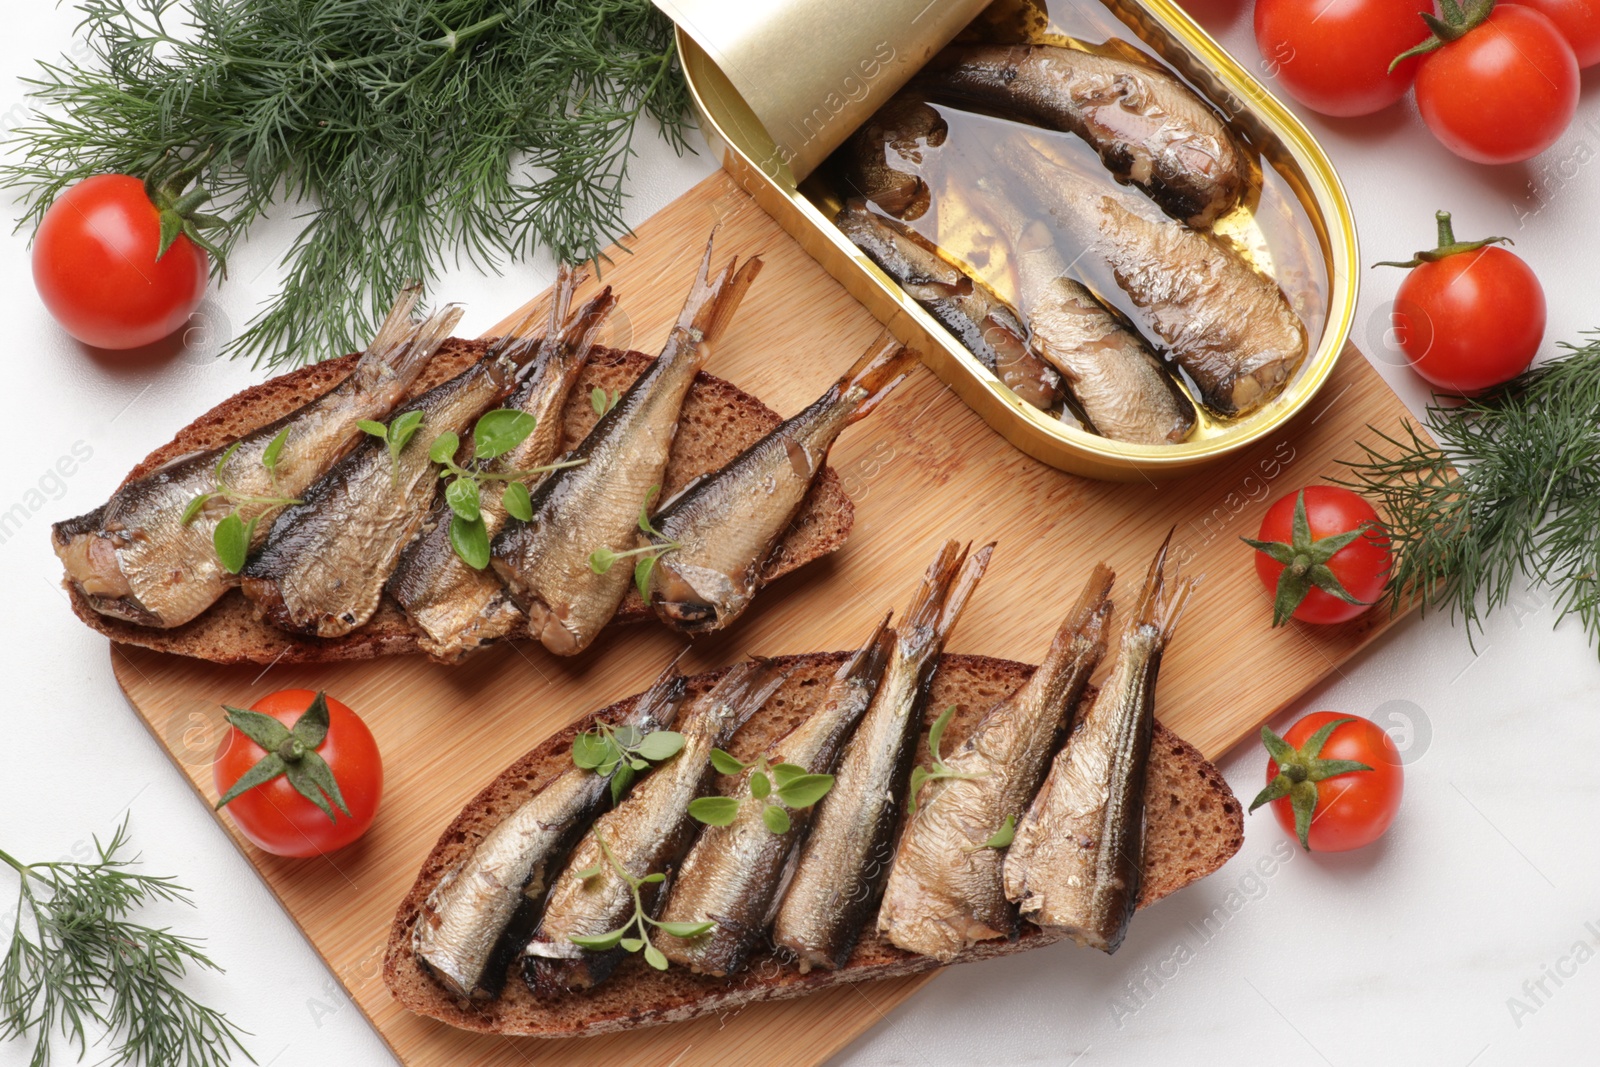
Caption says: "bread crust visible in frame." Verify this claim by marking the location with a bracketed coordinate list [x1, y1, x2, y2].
[382, 652, 1244, 1038]
[62, 339, 854, 663]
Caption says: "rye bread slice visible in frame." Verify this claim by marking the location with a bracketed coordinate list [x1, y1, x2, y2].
[63, 339, 853, 664]
[382, 652, 1244, 1038]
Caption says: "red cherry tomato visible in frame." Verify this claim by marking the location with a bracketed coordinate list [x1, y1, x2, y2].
[213, 689, 382, 858]
[1414, 5, 1579, 164]
[1254, 0, 1432, 116]
[1251, 486, 1391, 626]
[32, 174, 209, 350]
[1520, 0, 1600, 66]
[1386, 212, 1545, 394]
[1264, 712, 1403, 852]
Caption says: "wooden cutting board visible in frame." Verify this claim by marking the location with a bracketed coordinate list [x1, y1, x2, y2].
[112, 169, 1415, 1067]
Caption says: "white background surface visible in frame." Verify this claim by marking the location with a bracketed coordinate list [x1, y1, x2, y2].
[2, 2, 1598, 1065]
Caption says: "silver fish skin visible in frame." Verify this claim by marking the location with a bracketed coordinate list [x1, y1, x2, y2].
[645, 334, 916, 634]
[52, 289, 449, 628]
[1003, 537, 1194, 954]
[523, 658, 788, 993]
[390, 271, 615, 662]
[772, 540, 992, 973]
[917, 43, 1250, 228]
[877, 565, 1112, 962]
[966, 178, 1196, 445]
[491, 239, 764, 656]
[836, 201, 1061, 411]
[240, 305, 573, 640]
[1000, 138, 1306, 418]
[412, 661, 685, 1001]
[653, 616, 897, 975]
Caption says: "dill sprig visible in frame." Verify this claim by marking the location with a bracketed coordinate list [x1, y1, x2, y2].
[0, 820, 251, 1067]
[1336, 336, 1600, 652]
[1, 0, 691, 367]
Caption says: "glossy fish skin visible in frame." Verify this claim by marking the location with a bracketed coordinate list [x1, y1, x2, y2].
[772, 541, 992, 973]
[413, 663, 685, 1001]
[968, 180, 1196, 445]
[1003, 539, 1194, 954]
[918, 43, 1250, 228]
[240, 306, 569, 640]
[836, 201, 1061, 411]
[653, 617, 896, 976]
[645, 335, 916, 634]
[523, 659, 787, 993]
[877, 566, 1112, 962]
[390, 271, 615, 663]
[491, 240, 764, 657]
[52, 289, 448, 629]
[1001, 139, 1307, 418]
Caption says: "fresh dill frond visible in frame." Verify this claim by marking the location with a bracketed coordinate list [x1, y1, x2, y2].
[1336, 336, 1600, 652]
[1, 0, 691, 367]
[0, 819, 251, 1067]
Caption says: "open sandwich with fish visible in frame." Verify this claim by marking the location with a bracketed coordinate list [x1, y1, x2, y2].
[385, 537, 1242, 1038]
[53, 238, 915, 665]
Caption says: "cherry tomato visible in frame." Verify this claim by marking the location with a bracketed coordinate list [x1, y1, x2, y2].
[213, 689, 382, 858]
[1260, 712, 1403, 852]
[1254, 0, 1431, 116]
[1387, 211, 1544, 394]
[1249, 486, 1391, 626]
[1413, 5, 1579, 164]
[1521, 0, 1600, 66]
[32, 174, 209, 351]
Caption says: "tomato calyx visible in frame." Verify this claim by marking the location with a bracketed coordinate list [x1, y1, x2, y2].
[1242, 490, 1372, 626]
[1391, 0, 1497, 70]
[1249, 718, 1374, 850]
[215, 691, 352, 822]
[143, 149, 228, 267]
[1373, 210, 1512, 269]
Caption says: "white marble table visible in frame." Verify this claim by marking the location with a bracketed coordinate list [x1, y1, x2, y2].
[2, 3, 1597, 1065]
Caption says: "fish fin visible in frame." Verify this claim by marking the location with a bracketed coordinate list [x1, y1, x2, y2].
[897, 540, 967, 658]
[836, 611, 896, 685]
[838, 331, 919, 425]
[719, 656, 791, 743]
[934, 541, 995, 646]
[558, 286, 615, 360]
[489, 264, 578, 365]
[382, 301, 466, 385]
[365, 284, 424, 357]
[622, 654, 691, 731]
[673, 232, 764, 347]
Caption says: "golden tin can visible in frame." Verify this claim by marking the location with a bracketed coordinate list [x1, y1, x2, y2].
[660, 0, 1358, 481]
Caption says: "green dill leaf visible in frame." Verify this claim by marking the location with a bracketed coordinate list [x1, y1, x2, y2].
[212, 513, 249, 574]
[473, 409, 537, 460]
[428, 431, 461, 466]
[449, 514, 491, 570]
[262, 426, 290, 478]
[634, 730, 685, 762]
[709, 749, 747, 775]
[762, 804, 791, 835]
[446, 477, 481, 522]
[502, 480, 533, 521]
[687, 796, 741, 826]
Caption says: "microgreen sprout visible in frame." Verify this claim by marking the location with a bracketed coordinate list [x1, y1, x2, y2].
[588, 484, 681, 598]
[907, 706, 988, 816]
[590, 386, 621, 416]
[963, 814, 1017, 853]
[688, 751, 835, 835]
[572, 720, 686, 804]
[180, 429, 302, 574]
[567, 829, 714, 969]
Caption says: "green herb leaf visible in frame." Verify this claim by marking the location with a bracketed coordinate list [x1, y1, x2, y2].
[643, 943, 669, 971]
[473, 409, 537, 460]
[428, 431, 460, 466]
[388, 410, 424, 459]
[749, 771, 771, 800]
[687, 796, 742, 826]
[446, 476, 481, 522]
[502, 480, 533, 522]
[709, 749, 748, 775]
[571, 864, 602, 881]
[928, 706, 957, 763]
[449, 514, 491, 571]
[180, 492, 216, 526]
[634, 554, 657, 600]
[980, 815, 1015, 850]
[640, 872, 666, 885]
[613, 725, 642, 749]
[637, 484, 663, 536]
[653, 920, 715, 939]
[213, 513, 250, 574]
[619, 937, 644, 953]
[262, 426, 290, 478]
[907, 766, 931, 816]
[610, 763, 636, 805]
[775, 774, 835, 810]
[769, 763, 806, 790]
[570, 929, 626, 952]
[634, 730, 686, 762]
[214, 440, 242, 481]
[572, 731, 615, 771]
[591, 386, 608, 415]
[762, 804, 792, 835]
[590, 547, 618, 574]
[357, 419, 387, 441]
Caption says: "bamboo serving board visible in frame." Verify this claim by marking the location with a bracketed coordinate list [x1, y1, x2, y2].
[112, 170, 1416, 1067]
